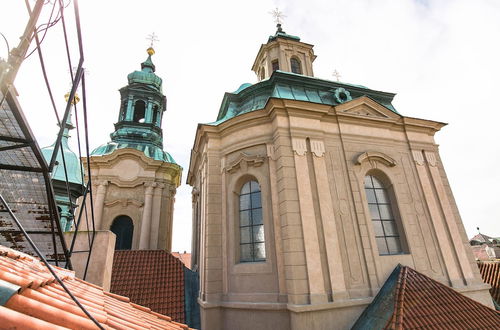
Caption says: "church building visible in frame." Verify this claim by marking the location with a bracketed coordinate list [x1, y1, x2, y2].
[187, 24, 493, 329]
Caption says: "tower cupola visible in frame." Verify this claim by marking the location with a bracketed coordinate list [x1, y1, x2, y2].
[252, 24, 317, 81]
[91, 47, 176, 163]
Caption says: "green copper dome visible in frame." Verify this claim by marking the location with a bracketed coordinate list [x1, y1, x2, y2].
[41, 112, 84, 186]
[91, 48, 177, 165]
[127, 50, 162, 92]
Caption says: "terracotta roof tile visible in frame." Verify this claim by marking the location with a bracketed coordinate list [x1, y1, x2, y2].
[110, 250, 186, 323]
[0, 245, 192, 329]
[478, 260, 500, 307]
[353, 264, 500, 329]
[171, 252, 192, 270]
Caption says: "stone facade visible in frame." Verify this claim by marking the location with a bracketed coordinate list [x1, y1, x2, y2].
[80, 148, 180, 250]
[187, 27, 492, 330]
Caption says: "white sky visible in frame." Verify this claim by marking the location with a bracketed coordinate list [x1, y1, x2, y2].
[1, 0, 499, 253]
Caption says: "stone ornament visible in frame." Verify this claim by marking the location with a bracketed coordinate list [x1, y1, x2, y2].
[334, 87, 352, 104]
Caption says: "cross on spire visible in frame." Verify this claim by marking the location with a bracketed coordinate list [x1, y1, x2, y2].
[332, 69, 341, 82]
[146, 32, 159, 48]
[269, 7, 286, 25]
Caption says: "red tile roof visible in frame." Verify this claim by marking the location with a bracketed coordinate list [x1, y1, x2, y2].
[0, 245, 191, 329]
[478, 260, 500, 306]
[386, 266, 500, 329]
[171, 252, 192, 270]
[353, 265, 500, 329]
[111, 250, 185, 323]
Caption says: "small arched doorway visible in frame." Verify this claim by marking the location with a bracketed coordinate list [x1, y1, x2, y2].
[110, 215, 134, 250]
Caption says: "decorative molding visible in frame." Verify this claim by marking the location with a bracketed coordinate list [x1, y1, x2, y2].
[292, 138, 307, 156]
[424, 151, 438, 167]
[104, 198, 143, 208]
[412, 150, 425, 166]
[226, 153, 265, 174]
[310, 139, 325, 157]
[355, 151, 396, 167]
[266, 144, 276, 160]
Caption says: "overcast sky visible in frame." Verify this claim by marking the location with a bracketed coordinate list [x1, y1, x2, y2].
[1, 0, 499, 252]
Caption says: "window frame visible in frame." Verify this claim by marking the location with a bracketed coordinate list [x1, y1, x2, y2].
[290, 57, 302, 74]
[364, 174, 406, 256]
[238, 179, 266, 263]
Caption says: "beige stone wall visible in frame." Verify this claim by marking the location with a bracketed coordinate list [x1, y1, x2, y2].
[77, 148, 181, 251]
[188, 96, 492, 330]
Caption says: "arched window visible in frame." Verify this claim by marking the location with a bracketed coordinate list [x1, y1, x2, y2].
[111, 215, 134, 250]
[152, 105, 159, 125]
[271, 60, 279, 72]
[290, 58, 302, 74]
[364, 175, 403, 255]
[133, 100, 146, 123]
[239, 180, 265, 262]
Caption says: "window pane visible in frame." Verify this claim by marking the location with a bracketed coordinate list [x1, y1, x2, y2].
[251, 208, 263, 225]
[240, 210, 251, 226]
[241, 182, 251, 194]
[252, 225, 265, 243]
[364, 176, 373, 188]
[376, 237, 389, 255]
[250, 181, 260, 193]
[251, 191, 261, 208]
[375, 189, 388, 203]
[241, 244, 252, 261]
[372, 176, 384, 188]
[240, 227, 251, 244]
[372, 220, 384, 236]
[387, 237, 402, 254]
[378, 204, 393, 220]
[240, 194, 251, 210]
[254, 243, 266, 260]
[383, 221, 398, 236]
[369, 204, 380, 220]
[365, 189, 376, 203]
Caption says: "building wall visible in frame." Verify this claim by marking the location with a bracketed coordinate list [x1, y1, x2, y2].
[78, 148, 181, 251]
[188, 97, 492, 330]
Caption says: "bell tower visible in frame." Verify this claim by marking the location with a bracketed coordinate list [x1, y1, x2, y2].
[82, 46, 182, 251]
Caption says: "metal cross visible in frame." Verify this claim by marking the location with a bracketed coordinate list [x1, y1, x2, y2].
[146, 32, 159, 48]
[332, 69, 341, 82]
[269, 8, 286, 25]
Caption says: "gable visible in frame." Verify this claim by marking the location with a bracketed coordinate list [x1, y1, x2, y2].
[335, 96, 401, 120]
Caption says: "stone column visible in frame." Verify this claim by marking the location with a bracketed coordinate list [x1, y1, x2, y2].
[149, 183, 164, 249]
[139, 182, 155, 250]
[292, 137, 328, 304]
[94, 180, 108, 230]
[125, 96, 134, 121]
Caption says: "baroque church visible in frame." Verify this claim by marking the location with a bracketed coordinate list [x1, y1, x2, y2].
[36, 24, 497, 330]
[186, 24, 495, 329]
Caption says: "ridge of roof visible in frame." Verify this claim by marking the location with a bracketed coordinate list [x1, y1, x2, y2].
[353, 264, 500, 329]
[0, 245, 193, 329]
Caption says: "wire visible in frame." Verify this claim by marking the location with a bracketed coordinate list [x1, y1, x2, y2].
[0, 32, 10, 58]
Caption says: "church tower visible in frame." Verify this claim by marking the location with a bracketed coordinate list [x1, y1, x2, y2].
[188, 24, 492, 330]
[82, 47, 182, 251]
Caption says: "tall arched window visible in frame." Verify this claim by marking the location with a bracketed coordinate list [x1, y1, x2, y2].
[364, 175, 403, 255]
[111, 216, 134, 250]
[290, 58, 302, 74]
[239, 180, 265, 262]
[271, 60, 279, 72]
[133, 100, 146, 123]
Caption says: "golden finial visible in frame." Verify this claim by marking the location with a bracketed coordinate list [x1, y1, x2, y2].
[147, 47, 155, 56]
[64, 92, 80, 105]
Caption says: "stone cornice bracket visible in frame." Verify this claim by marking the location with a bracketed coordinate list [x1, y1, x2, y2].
[412, 150, 425, 166]
[424, 151, 438, 167]
[310, 139, 325, 157]
[355, 151, 397, 167]
[266, 144, 277, 160]
[292, 138, 307, 156]
[226, 153, 265, 174]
